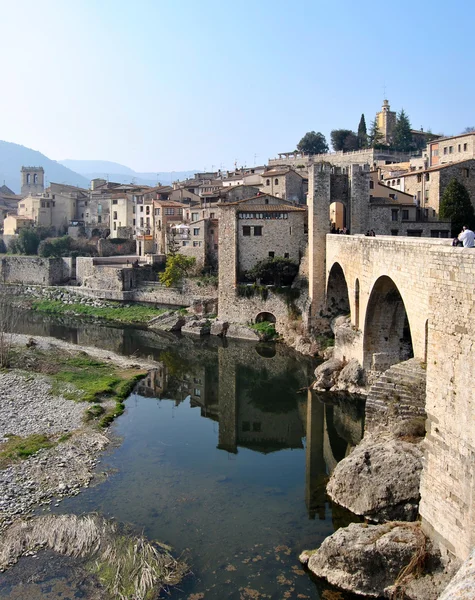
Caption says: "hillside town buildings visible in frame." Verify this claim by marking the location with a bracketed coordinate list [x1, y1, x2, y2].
[4, 120, 475, 265]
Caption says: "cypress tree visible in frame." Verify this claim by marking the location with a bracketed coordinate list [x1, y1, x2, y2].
[439, 178, 475, 237]
[357, 114, 367, 149]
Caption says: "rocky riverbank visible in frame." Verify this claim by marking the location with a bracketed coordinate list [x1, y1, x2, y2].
[0, 334, 156, 533]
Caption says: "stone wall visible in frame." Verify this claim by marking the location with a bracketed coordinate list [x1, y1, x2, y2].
[0, 256, 71, 285]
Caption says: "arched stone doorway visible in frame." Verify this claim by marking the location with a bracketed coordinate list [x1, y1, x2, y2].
[255, 312, 276, 324]
[326, 263, 350, 318]
[363, 276, 413, 371]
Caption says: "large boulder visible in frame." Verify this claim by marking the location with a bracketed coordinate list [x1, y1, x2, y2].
[327, 439, 423, 521]
[301, 522, 427, 598]
[332, 358, 365, 393]
[313, 358, 344, 391]
[225, 324, 260, 341]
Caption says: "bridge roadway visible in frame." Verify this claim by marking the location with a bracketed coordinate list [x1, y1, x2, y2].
[323, 234, 475, 561]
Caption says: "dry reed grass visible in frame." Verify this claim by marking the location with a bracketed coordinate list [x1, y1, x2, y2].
[0, 514, 187, 600]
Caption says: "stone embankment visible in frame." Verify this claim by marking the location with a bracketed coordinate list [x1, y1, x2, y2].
[0, 335, 157, 533]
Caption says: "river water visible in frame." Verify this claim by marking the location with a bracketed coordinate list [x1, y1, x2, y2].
[0, 312, 365, 600]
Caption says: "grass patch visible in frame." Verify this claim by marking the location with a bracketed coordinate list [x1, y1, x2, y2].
[31, 299, 167, 326]
[11, 348, 148, 429]
[0, 434, 53, 466]
[250, 320, 277, 339]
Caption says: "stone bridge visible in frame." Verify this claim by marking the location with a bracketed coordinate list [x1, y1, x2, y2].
[319, 233, 475, 562]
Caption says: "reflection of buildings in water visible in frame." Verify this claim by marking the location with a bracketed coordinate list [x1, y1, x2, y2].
[136, 366, 168, 398]
[304, 391, 365, 520]
[305, 392, 327, 520]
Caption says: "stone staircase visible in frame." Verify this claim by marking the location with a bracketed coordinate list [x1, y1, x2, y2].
[365, 358, 427, 437]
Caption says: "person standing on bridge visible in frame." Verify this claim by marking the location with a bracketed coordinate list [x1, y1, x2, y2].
[458, 226, 475, 248]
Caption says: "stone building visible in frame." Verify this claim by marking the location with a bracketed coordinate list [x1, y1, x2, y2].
[427, 132, 475, 167]
[3, 214, 33, 236]
[150, 199, 185, 255]
[381, 159, 475, 219]
[261, 167, 304, 202]
[218, 193, 307, 277]
[20, 166, 44, 196]
[18, 182, 89, 233]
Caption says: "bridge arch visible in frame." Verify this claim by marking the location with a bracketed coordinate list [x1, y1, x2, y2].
[255, 311, 276, 324]
[326, 262, 350, 318]
[363, 275, 414, 371]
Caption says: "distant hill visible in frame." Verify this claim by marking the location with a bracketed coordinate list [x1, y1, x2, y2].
[59, 159, 196, 187]
[0, 141, 89, 194]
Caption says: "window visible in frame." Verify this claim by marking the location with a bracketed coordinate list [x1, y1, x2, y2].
[193, 228, 200, 236]
[402, 209, 409, 220]
[391, 229, 399, 236]
[243, 226, 251, 236]
[425, 173, 430, 181]
[210, 212, 215, 218]
[444, 147, 448, 155]
[41, 201, 45, 208]
[391, 209, 399, 221]
[266, 179, 270, 186]
[458, 145, 461, 152]
[254, 226, 262, 236]
[146, 206, 150, 214]
[140, 206, 144, 212]
[112, 199, 118, 205]
[389, 193, 396, 199]
[268, 251, 275, 258]
[155, 208, 160, 215]
[113, 222, 117, 230]
[464, 143, 468, 151]
[417, 174, 422, 183]
[284, 252, 289, 258]
[81, 213, 84, 218]
[252, 422, 261, 432]
[397, 178, 400, 185]
[191, 212, 199, 221]
[194, 388, 201, 397]
[449, 146, 453, 154]
[113, 211, 117, 220]
[424, 208, 429, 219]
[26, 174, 30, 184]
[165, 208, 174, 215]
[265, 198, 269, 204]
[98, 204, 102, 215]
[133, 219, 136, 226]
[407, 230, 423, 237]
[98, 216, 102, 223]
[369, 180, 374, 189]
[274, 178, 279, 185]
[140, 218, 144, 226]
[193, 241, 202, 247]
[464, 168, 470, 178]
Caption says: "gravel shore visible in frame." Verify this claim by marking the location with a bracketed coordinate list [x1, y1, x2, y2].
[0, 334, 156, 533]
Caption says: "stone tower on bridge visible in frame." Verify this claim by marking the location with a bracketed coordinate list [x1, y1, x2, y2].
[20, 166, 45, 196]
[307, 162, 369, 328]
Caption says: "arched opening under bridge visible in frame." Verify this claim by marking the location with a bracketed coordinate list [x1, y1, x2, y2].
[255, 312, 276, 324]
[326, 263, 350, 318]
[363, 276, 413, 371]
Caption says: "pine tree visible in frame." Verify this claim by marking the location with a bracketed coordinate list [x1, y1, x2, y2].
[296, 131, 329, 155]
[357, 114, 367, 149]
[393, 109, 413, 152]
[368, 118, 383, 148]
[439, 178, 475, 237]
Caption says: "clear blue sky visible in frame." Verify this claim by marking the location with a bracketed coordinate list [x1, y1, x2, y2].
[0, 0, 473, 172]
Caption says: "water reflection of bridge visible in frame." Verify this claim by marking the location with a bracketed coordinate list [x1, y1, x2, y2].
[135, 344, 364, 519]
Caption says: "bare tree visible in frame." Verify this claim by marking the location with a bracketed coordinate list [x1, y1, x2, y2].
[0, 289, 19, 367]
